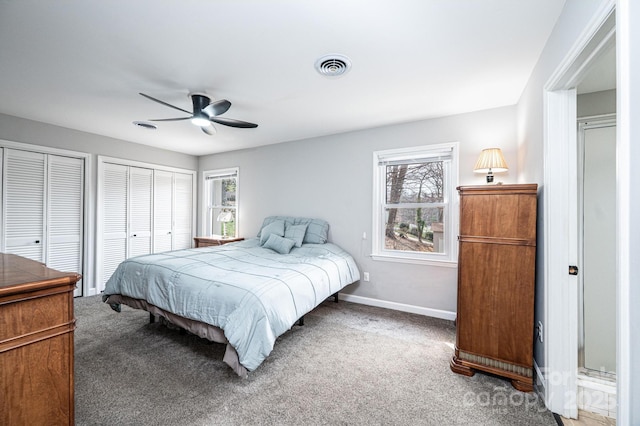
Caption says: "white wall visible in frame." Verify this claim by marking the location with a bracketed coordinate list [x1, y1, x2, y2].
[199, 105, 517, 316]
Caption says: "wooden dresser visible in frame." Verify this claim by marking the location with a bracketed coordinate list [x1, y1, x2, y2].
[450, 184, 538, 392]
[0, 254, 80, 425]
[194, 236, 244, 247]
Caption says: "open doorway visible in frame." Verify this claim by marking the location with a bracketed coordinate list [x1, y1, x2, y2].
[541, 6, 616, 420]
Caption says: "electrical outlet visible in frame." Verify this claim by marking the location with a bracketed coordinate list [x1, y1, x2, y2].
[363, 272, 370, 282]
[537, 321, 544, 343]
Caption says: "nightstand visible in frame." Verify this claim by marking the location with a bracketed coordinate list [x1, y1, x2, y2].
[194, 236, 244, 248]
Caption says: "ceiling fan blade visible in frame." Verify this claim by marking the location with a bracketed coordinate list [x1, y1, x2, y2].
[201, 124, 216, 136]
[209, 116, 258, 128]
[203, 99, 231, 117]
[140, 93, 192, 115]
[149, 117, 191, 122]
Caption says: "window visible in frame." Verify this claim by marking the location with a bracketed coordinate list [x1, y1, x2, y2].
[204, 168, 239, 237]
[372, 143, 458, 265]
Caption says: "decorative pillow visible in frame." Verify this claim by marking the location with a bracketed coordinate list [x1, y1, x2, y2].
[301, 218, 329, 244]
[258, 216, 329, 244]
[284, 224, 308, 248]
[262, 234, 296, 254]
[259, 220, 285, 245]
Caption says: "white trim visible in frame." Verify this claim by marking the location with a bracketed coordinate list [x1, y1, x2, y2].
[616, 0, 634, 423]
[534, 359, 547, 396]
[371, 142, 459, 265]
[98, 155, 196, 175]
[338, 293, 456, 321]
[202, 167, 240, 237]
[369, 254, 457, 268]
[541, 2, 615, 418]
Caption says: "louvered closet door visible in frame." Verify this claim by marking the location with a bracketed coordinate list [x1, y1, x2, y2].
[3, 149, 45, 262]
[129, 167, 153, 258]
[102, 163, 128, 285]
[153, 170, 173, 253]
[173, 172, 193, 250]
[48, 155, 84, 295]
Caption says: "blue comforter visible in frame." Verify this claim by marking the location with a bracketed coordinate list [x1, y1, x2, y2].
[103, 238, 360, 372]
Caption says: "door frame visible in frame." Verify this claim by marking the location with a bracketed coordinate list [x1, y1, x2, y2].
[541, 2, 615, 418]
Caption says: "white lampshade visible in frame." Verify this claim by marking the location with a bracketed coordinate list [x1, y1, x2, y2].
[474, 148, 508, 183]
[216, 211, 234, 222]
[473, 148, 509, 173]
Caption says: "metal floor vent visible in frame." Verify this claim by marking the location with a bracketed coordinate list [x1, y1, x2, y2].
[315, 54, 351, 77]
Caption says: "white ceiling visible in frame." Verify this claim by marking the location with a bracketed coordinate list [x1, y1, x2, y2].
[0, 1, 566, 156]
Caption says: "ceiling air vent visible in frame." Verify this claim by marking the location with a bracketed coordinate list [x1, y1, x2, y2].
[315, 54, 351, 77]
[133, 121, 157, 130]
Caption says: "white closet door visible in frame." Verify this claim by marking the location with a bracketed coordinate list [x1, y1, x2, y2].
[129, 166, 153, 258]
[153, 170, 173, 253]
[48, 155, 84, 295]
[3, 149, 45, 262]
[102, 163, 128, 285]
[173, 172, 193, 250]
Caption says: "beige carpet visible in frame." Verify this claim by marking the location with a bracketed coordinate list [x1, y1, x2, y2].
[74, 295, 557, 425]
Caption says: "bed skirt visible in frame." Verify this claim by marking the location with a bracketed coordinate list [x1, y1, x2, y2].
[104, 294, 249, 378]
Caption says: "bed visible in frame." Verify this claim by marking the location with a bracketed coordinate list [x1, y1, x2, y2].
[102, 216, 360, 377]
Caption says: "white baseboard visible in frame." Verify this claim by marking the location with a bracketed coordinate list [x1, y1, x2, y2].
[338, 293, 456, 321]
[534, 359, 548, 405]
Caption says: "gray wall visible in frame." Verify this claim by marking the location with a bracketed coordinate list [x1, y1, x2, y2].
[0, 112, 198, 293]
[199, 105, 517, 315]
[0, 113, 197, 171]
[577, 89, 616, 117]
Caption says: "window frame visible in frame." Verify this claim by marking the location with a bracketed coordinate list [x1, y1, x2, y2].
[203, 167, 239, 238]
[372, 143, 459, 267]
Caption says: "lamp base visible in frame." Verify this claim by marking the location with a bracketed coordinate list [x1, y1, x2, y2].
[486, 174, 494, 183]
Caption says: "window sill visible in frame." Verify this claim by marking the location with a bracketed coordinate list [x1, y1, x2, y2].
[370, 254, 458, 268]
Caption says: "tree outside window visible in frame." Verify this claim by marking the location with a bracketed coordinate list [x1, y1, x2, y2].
[373, 143, 458, 264]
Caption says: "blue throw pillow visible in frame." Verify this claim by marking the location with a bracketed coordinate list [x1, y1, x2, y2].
[258, 216, 329, 244]
[263, 234, 296, 254]
[259, 220, 285, 245]
[284, 224, 308, 248]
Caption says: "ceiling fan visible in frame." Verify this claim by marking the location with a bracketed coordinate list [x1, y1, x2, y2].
[139, 92, 258, 135]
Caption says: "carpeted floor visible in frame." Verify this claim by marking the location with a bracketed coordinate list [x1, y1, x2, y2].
[74, 295, 558, 425]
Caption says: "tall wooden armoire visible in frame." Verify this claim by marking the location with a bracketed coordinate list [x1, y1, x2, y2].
[450, 184, 538, 392]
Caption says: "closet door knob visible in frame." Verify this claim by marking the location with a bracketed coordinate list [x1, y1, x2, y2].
[35, 240, 40, 244]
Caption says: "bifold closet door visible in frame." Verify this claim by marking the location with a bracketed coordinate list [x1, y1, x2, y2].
[173, 172, 193, 250]
[128, 167, 152, 257]
[3, 149, 46, 262]
[153, 170, 194, 253]
[153, 170, 173, 253]
[2, 149, 84, 296]
[47, 155, 84, 296]
[101, 163, 153, 286]
[102, 163, 128, 285]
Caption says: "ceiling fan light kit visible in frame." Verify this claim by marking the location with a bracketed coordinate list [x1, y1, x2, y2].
[139, 92, 258, 136]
